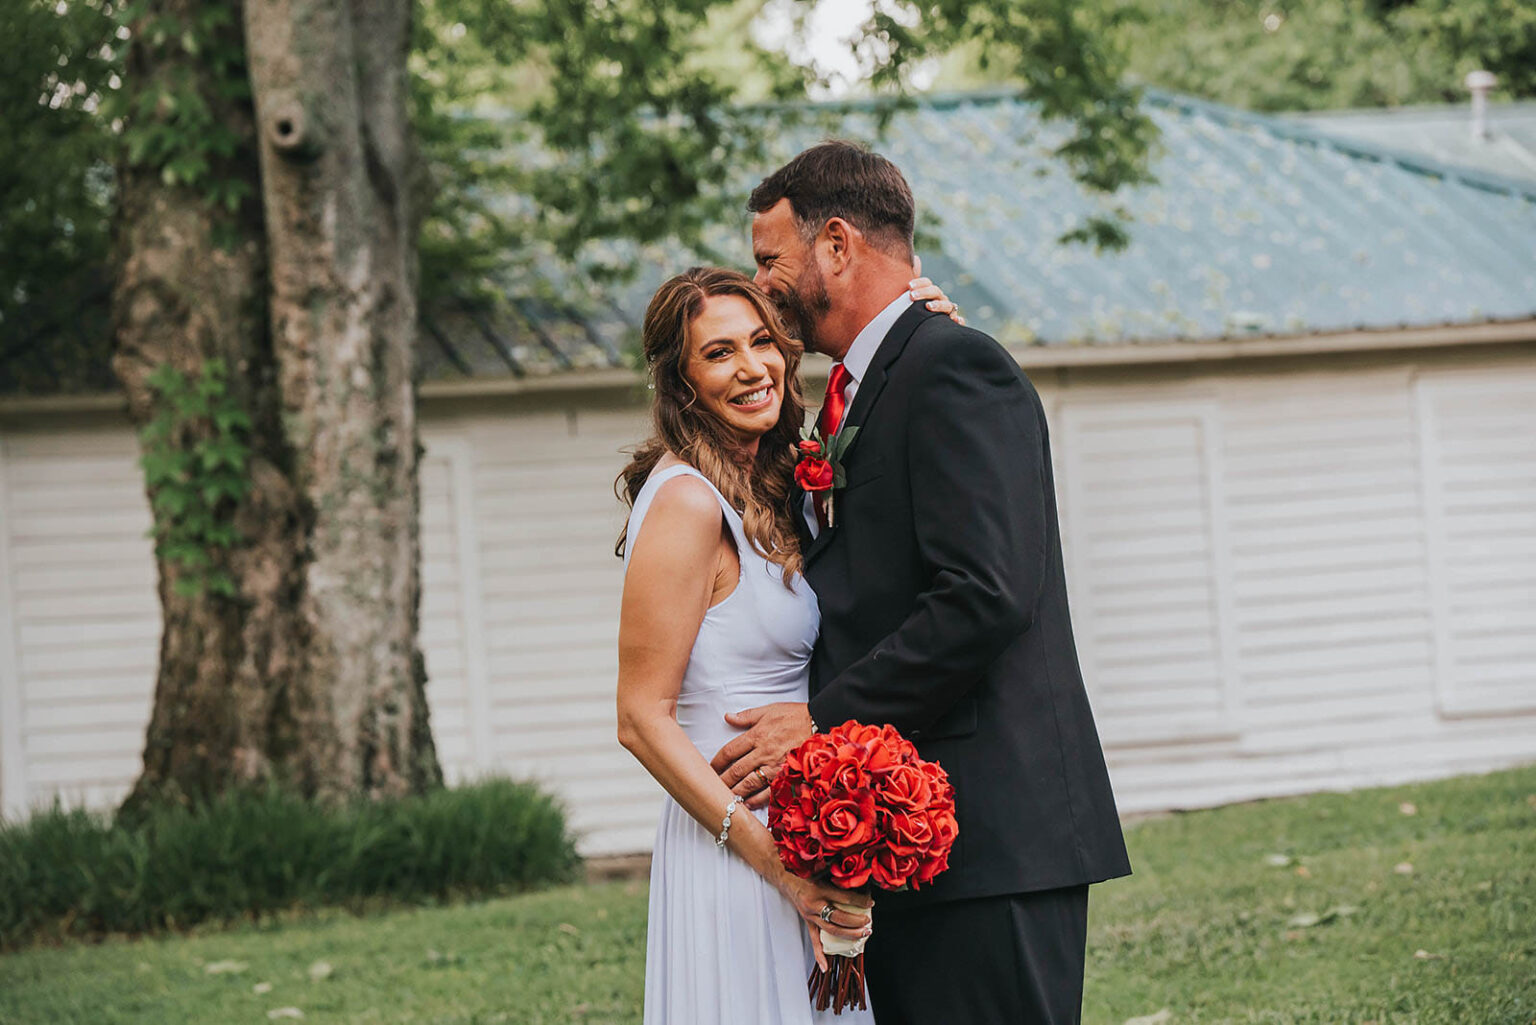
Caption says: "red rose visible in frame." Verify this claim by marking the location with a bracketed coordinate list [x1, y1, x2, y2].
[915, 849, 950, 886]
[840, 722, 882, 746]
[826, 754, 868, 795]
[795, 457, 834, 492]
[871, 849, 921, 890]
[819, 795, 876, 853]
[800, 737, 837, 780]
[878, 724, 919, 761]
[918, 760, 955, 803]
[830, 850, 874, 889]
[887, 810, 934, 853]
[927, 807, 959, 850]
[797, 439, 823, 455]
[878, 763, 934, 810]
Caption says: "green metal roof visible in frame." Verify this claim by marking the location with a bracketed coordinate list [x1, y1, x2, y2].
[1285, 101, 1536, 184]
[420, 89, 1536, 381]
[9, 89, 1535, 398]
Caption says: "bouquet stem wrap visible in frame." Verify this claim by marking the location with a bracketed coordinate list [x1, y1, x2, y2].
[810, 900, 870, 1013]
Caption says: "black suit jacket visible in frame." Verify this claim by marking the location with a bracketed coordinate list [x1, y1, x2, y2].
[802, 304, 1131, 909]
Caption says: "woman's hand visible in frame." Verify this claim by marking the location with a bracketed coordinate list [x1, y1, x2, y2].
[779, 874, 873, 968]
[908, 276, 965, 326]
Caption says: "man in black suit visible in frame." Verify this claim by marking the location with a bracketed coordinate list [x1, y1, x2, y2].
[710, 141, 1130, 1024]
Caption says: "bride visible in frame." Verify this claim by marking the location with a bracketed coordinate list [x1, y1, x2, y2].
[615, 266, 957, 1024]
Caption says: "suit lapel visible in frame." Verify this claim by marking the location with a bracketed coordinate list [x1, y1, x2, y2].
[804, 303, 940, 568]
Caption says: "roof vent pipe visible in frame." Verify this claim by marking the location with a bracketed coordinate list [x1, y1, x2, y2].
[1465, 69, 1497, 141]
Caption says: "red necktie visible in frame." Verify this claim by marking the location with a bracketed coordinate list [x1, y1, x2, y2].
[817, 362, 853, 439]
[813, 363, 853, 530]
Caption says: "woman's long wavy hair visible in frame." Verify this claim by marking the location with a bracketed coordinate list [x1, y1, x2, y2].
[616, 266, 807, 585]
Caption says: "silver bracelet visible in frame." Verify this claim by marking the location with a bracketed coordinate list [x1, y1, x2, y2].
[809, 712, 819, 735]
[715, 795, 743, 848]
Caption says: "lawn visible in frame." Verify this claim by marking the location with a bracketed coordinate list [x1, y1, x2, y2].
[2, 766, 1533, 1025]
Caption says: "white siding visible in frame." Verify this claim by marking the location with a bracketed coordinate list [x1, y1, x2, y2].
[2, 348, 1534, 854]
[1, 429, 157, 810]
[1416, 368, 1536, 717]
[418, 442, 477, 776]
[1051, 360, 1536, 814]
[1058, 396, 1237, 745]
[456, 408, 660, 856]
[0, 437, 27, 818]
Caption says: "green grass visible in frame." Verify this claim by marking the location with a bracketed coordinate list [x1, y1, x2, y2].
[2, 767, 1533, 1025]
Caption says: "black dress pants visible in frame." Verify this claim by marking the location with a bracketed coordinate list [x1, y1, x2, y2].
[864, 885, 1090, 1025]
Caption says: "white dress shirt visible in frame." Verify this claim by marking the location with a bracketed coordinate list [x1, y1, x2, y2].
[803, 291, 915, 536]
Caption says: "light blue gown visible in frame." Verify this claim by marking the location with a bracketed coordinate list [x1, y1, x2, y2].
[624, 464, 875, 1025]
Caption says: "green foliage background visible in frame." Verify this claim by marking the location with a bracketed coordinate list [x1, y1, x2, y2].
[0, 777, 579, 950]
[5, 0, 1533, 395]
[934, 0, 1536, 111]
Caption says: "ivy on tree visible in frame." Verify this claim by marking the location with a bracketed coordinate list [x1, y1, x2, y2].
[138, 359, 253, 600]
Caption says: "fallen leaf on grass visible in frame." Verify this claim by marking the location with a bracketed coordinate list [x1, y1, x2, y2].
[1124, 1010, 1172, 1025]
[1413, 949, 1445, 961]
[1394, 862, 1414, 875]
[1294, 865, 1312, 878]
[558, 922, 580, 936]
[1287, 905, 1359, 928]
[267, 1009, 304, 1020]
[204, 960, 248, 975]
[1399, 802, 1418, 816]
[1264, 854, 1293, 868]
[307, 961, 333, 982]
[253, 982, 273, 995]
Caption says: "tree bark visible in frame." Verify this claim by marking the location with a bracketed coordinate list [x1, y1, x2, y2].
[114, 0, 439, 813]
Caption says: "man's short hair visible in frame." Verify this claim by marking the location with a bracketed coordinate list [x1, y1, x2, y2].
[748, 140, 915, 260]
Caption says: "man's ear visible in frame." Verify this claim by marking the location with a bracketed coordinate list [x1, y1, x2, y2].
[821, 217, 858, 273]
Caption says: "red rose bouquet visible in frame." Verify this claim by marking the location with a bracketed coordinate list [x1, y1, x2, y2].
[769, 720, 958, 1013]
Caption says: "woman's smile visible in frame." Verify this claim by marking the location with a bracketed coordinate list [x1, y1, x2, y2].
[729, 385, 775, 411]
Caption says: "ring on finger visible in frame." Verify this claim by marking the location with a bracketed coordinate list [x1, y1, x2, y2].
[819, 902, 835, 923]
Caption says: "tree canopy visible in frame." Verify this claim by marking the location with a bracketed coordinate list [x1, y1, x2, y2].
[934, 0, 1536, 111]
[5, 0, 1158, 394]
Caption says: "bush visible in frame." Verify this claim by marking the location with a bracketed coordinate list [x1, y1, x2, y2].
[0, 778, 579, 950]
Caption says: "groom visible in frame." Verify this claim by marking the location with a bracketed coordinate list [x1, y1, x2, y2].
[710, 141, 1131, 1024]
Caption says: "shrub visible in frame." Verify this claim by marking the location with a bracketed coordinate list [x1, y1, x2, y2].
[0, 778, 579, 950]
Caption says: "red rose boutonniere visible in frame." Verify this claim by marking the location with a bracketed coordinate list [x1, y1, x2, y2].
[793, 425, 859, 527]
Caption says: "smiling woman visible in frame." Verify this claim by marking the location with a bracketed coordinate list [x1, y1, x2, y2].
[611, 266, 878, 1025]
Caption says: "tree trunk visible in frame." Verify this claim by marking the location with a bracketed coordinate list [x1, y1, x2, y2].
[115, 0, 439, 813]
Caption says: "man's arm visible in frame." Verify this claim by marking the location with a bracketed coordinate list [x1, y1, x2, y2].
[808, 329, 1048, 733]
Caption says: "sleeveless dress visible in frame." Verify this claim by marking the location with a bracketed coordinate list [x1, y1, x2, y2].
[624, 464, 876, 1025]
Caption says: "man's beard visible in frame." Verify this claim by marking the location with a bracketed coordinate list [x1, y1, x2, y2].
[774, 262, 833, 354]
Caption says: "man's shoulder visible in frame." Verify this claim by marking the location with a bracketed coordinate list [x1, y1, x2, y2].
[905, 314, 1017, 369]
[898, 314, 1032, 393]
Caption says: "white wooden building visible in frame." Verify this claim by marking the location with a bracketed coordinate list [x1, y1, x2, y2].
[3, 92, 1534, 855]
